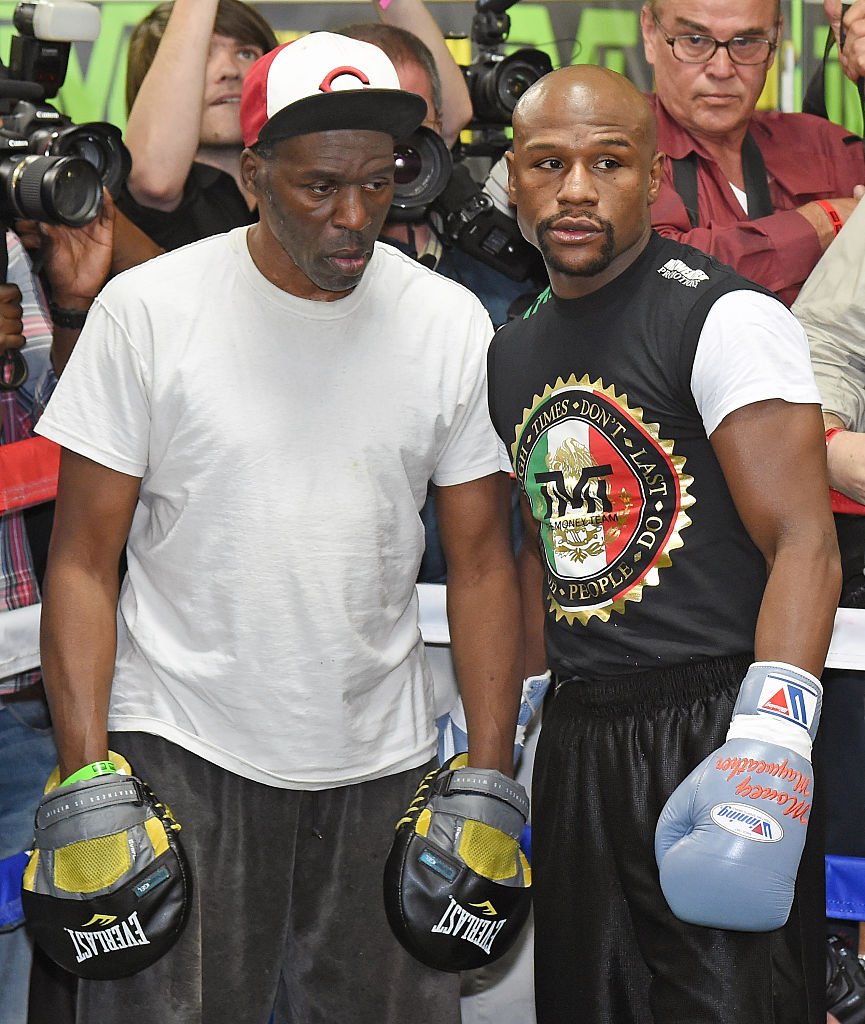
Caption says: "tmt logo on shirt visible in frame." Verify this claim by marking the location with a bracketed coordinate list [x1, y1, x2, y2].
[512, 375, 693, 625]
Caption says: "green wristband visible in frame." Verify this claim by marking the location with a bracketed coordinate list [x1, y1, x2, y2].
[60, 760, 118, 787]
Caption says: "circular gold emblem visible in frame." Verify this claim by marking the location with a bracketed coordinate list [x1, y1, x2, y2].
[512, 375, 693, 624]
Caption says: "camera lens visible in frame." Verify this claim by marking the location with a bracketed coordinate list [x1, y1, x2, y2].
[53, 124, 131, 198]
[390, 127, 453, 223]
[394, 142, 424, 186]
[0, 153, 103, 225]
[498, 65, 534, 108]
[30, 122, 132, 199]
[465, 48, 553, 125]
[62, 132, 105, 173]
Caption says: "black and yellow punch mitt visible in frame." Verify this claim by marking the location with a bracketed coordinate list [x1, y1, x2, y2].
[383, 754, 531, 972]
[21, 753, 190, 979]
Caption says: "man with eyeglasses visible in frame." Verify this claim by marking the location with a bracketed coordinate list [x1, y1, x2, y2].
[641, 0, 865, 306]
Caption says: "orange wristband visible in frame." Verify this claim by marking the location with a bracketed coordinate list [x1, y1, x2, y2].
[826, 426, 846, 445]
[815, 200, 843, 237]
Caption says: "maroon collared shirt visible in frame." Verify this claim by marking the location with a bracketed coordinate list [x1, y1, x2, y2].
[649, 95, 865, 305]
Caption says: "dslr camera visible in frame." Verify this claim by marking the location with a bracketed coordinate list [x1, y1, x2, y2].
[460, 0, 552, 131]
[0, 0, 130, 228]
[390, 0, 548, 282]
[828, 933, 865, 1024]
[442, 0, 549, 280]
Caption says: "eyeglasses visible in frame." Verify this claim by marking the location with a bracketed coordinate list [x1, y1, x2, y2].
[652, 13, 777, 65]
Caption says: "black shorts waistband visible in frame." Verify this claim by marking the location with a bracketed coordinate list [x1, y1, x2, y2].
[554, 652, 753, 715]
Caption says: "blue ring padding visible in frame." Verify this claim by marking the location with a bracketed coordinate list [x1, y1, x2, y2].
[826, 854, 865, 921]
[0, 851, 29, 930]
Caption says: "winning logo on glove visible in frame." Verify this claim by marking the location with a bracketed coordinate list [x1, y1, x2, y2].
[21, 754, 190, 979]
[383, 755, 531, 972]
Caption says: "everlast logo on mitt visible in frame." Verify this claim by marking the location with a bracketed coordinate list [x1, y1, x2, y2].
[384, 756, 531, 972]
[430, 896, 508, 956]
[21, 763, 190, 980]
[65, 910, 151, 964]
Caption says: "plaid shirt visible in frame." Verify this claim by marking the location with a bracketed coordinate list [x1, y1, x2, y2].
[1, 230, 54, 695]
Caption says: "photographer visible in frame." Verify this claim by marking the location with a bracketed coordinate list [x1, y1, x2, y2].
[338, 23, 543, 331]
[370, 0, 473, 148]
[119, 0, 277, 250]
[0, 196, 115, 1024]
[119, 0, 472, 253]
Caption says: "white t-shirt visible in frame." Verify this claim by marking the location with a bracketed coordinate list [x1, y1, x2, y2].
[690, 289, 820, 434]
[37, 229, 498, 788]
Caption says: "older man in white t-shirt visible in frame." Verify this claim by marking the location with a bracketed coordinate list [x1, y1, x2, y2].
[34, 33, 522, 1024]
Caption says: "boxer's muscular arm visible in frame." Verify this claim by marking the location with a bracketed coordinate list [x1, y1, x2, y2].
[709, 398, 841, 673]
[655, 399, 841, 932]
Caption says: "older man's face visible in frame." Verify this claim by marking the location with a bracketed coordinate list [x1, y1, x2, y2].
[641, 0, 779, 144]
[242, 130, 396, 300]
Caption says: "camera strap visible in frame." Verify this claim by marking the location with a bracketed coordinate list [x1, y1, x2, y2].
[379, 222, 442, 270]
[670, 131, 773, 228]
[803, 16, 865, 132]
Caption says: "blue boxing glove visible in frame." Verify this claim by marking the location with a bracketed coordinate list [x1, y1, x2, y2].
[655, 661, 821, 931]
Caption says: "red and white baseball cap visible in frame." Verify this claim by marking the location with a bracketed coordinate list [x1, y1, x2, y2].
[240, 32, 427, 148]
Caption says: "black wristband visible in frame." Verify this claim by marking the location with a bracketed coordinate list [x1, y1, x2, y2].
[49, 302, 90, 330]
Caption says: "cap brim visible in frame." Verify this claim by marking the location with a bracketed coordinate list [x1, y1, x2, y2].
[258, 90, 427, 144]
